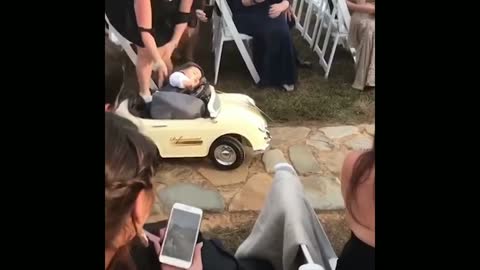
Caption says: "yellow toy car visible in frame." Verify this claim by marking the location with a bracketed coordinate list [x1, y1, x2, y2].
[115, 87, 271, 170]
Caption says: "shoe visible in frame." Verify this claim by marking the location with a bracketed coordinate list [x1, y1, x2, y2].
[296, 58, 312, 69]
[140, 94, 152, 103]
[282, 84, 295, 91]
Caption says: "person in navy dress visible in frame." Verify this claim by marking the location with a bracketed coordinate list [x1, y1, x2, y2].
[227, 0, 297, 91]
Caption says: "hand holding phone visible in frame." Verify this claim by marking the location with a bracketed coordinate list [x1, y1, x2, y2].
[161, 242, 203, 270]
[159, 203, 204, 269]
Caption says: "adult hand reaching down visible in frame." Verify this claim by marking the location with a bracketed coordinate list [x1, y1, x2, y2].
[152, 59, 168, 87]
[269, 0, 289, 18]
[160, 42, 177, 64]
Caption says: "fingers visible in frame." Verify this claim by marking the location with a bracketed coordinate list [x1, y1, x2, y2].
[158, 65, 167, 87]
[268, 7, 275, 17]
[152, 238, 161, 255]
[159, 228, 167, 241]
[158, 74, 164, 88]
[269, 5, 281, 18]
[189, 242, 204, 270]
[196, 9, 208, 22]
[269, 10, 280, 18]
[196, 9, 206, 18]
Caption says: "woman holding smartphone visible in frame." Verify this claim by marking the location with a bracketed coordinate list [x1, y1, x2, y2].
[105, 0, 194, 100]
[106, 112, 277, 270]
[105, 113, 203, 270]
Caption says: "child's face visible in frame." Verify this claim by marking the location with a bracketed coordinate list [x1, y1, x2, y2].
[182, 66, 202, 90]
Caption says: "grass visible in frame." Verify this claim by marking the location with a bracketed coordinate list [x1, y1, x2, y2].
[192, 27, 375, 124]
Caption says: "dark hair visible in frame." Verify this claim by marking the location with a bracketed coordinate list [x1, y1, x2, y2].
[105, 112, 160, 269]
[105, 41, 124, 106]
[345, 135, 375, 224]
[175, 62, 205, 78]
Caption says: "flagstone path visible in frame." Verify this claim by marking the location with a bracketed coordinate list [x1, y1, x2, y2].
[147, 123, 374, 230]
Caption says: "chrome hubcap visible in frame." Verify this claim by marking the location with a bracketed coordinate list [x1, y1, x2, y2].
[214, 145, 236, 166]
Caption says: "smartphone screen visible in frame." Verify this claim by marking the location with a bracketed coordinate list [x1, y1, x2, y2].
[161, 208, 202, 262]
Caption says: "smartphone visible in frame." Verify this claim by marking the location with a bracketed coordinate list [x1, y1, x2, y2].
[159, 203, 203, 269]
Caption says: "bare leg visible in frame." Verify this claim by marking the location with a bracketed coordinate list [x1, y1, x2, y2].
[185, 26, 199, 61]
[136, 46, 153, 97]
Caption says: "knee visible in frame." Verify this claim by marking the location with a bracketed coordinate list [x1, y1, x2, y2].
[268, 27, 291, 41]
[359, 19, 375, 39]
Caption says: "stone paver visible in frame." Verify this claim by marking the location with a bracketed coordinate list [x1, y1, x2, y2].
[307, 132, 335, 152]
[262, 149, 287, 173]
[302, 175, 344, 210]
[319, 126, 360, 140]
[344, 135, 373, 151]
[229, 173, 273, 211]
[147, 184, 169, 223]
[217, 184, 242, 204]
[153, 163, 202, 185]
[270, 127, 311, 147]
[317, 151, 347, 176]
[289, 145, 322, 174]
[197, 154, 252, 186]
[158, 183, 225, 212]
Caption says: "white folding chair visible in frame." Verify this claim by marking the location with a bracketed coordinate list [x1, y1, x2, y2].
[312, 1, 348, 78]
[105, 14, 159, 91]
[292, 0, 310, 33]
[302, 0, 330, 48]
[212, 0, 260, 85]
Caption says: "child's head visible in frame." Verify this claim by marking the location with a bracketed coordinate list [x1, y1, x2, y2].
[170, 62, 205, 90]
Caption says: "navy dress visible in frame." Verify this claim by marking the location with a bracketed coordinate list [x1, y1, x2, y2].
[227, 0, 297, 87]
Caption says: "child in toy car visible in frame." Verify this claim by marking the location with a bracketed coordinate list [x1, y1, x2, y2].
[131, 62, 212, 120]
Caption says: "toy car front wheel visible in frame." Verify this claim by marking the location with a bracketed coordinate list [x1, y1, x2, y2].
[209, 136, 245, 170]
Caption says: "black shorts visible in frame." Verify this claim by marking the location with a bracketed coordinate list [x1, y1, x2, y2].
[130, 221, 274, 270]
[336, 233, 375, 270]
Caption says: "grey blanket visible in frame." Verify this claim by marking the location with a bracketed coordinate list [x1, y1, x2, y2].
[235, 164, 338, 270]
[150, 91, 205, 120]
